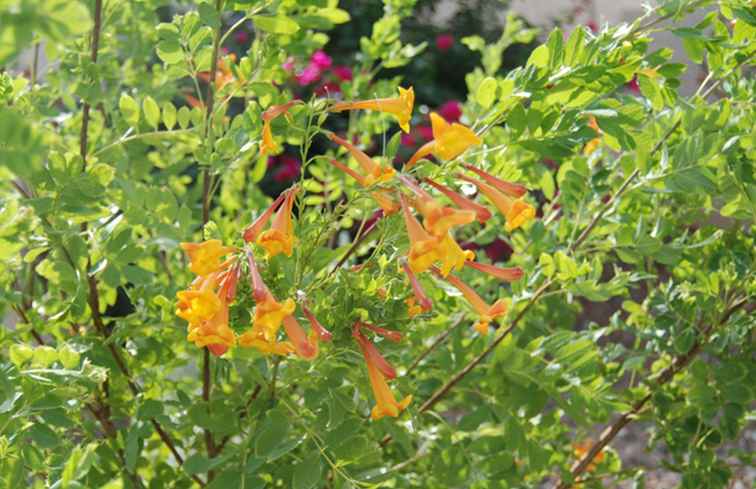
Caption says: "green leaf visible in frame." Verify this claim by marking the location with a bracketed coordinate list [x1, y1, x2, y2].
[252, 15, 300, 35]
[178, 106, 192, 129]
[143, 96, 160, 129]
[162, 102, 177, 130]
[476, 76, 498, 108]
[119, 94, 140, 127]
[527, 45, 549, 68]
[156, 39, 183, 64]
[251, 154, 267, 182]
[293, 454, 322, 489]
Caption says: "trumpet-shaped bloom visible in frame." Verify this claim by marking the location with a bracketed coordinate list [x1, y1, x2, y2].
[406, 112, 481, 169]
[198, 54, 236, 91]
[238, 252, 297, 350]
[402, 260, 432, 314]
[242, 186, 299, 258]
[257, 186, 298, 258]
[424, 178, 492, 223]
[438, 269, 509, 335]
[328, 159, 399, 215]
[329, 133, 396, 186]
[260, 101, 299, 157]
[282, 315, 318, 360]
[401, 195, 473, 276]
[399, 175, 475, 237]
[458, 174, 535, 231]
[302, 304, 332, 342]
[180, 240, 235, 276]
[176, 288, 222, 326]
[353, 323, 411, 419]
[465, 261, 524, 282]
[330, 87, 415, 133]
[186, 298, 236, 356]
[463, 163, 527, 197]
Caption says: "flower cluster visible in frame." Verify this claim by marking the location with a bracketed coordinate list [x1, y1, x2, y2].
[176, 188, 332, 360]
[176, 84, 537, 419]
[326, 87, 536, 335]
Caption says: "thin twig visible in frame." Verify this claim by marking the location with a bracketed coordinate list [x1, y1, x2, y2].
[554, 297, 748, 489]
[406, 315, 464, 376]
[79, 0, 103, 169]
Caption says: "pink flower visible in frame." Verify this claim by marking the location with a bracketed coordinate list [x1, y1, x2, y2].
[234, 30, 249, 44]
[435, 34, 454, 52]
[484, 239, 513, 263]
[311, 50, 332, 69]
[401, 133, 416, 147]
[296, 64, 321, 86]
[273, 155, 301, 183]
[438, 100, 462, 123]
[332, 65, 353, 82]
[416, 125, 433, 141]
[626, 76, 640, 94]
[282, 56, 295, 72]
[586, 20, 598, 33]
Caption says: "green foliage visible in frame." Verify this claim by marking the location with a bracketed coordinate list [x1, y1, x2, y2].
[1, 0, 754, 488]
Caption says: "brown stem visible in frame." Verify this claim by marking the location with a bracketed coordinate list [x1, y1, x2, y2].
[216, 384, 262, 453]
[418, 279, 553, 413]
[79, 0, 103, 168]
[554, 297, 748, 489]
[11, 305, 45, 346]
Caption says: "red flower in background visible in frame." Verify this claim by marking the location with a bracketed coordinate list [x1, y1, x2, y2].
[234, 30, 249, 44]
[311, 50, 333, 69]
[436, 34, 454, 52]
[416, 125, 433, 141]
[296, 64, 321, 86]
[270, 155, 302, 183]
[332, 65, 353, 82]
[627, 76, 640, 94]
[438, 100, 462, 123]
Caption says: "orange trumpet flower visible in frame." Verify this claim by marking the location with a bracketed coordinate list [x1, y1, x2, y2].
[242, 186, 299, 258]
[260, 100, 299, 157]
[353, 323, 412, 420]
[329, 133, 396, 186]
[434, 268, 509, 335]
[401, 195, 473, 276]
[457, 174, 535, 231]
[402, 260, 432, 315]
[424, 178, 492, 223]
[462, 163, 527, 198]
[330, 87, 414, 133]
[464, 261, 524, 282]
[180, 240, 236, 277]
[399, 174, 475, 237]
[328, 159, 399, 215]
[406, 112, 481, 169]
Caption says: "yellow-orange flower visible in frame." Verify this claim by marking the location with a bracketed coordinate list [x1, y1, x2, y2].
[180, 240, 235, 276]
[176, 288, 222, 326]
[424, 178, 492, 223]
[242, 186, 299, 258]
[463, 163, 527, 197]
[330, 87, 414, 133]
[465, 261, 524, 282]
[399, 174, 475, 237]
[198, 54, 237, 91]
[186, 297, 236, 356]
[257, 186, 298, 258]
[406, 112, 481, 169]
[328, 159, 399, 215]
[401, 195, 473, 276]
[238, 252, 296, 354]
[402, 260, 432, 315]
[260, 101, 299, 157]
[573, 440, 605, 472]
[353, 323, 411, 420]
[282, 315, 318, 360]
[329, 133, 396, 186]
[584, 116, 602, 155]
[437, 269, 509, 335]
[458, 174, 535, 231]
